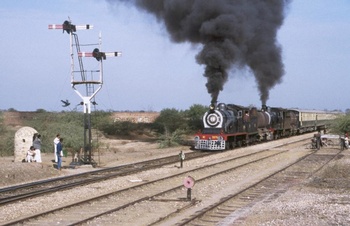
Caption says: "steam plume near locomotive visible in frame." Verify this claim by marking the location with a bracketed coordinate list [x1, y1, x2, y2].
[107, 0, 290, 105]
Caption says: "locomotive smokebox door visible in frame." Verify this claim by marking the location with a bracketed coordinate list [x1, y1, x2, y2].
[183, 176, 195, 200]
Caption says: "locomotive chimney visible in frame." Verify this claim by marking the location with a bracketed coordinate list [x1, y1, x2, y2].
[262, 104, 267, 111]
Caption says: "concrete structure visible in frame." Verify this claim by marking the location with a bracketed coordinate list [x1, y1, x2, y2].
[14, 127, 37, 162]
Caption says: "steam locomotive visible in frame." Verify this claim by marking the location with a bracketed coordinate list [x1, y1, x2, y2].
[194, 103, 341, 151]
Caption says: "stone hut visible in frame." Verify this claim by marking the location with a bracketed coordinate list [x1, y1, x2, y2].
[14, 127, 37, 162]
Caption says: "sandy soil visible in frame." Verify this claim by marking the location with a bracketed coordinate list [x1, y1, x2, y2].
[1, 137, 350, 225]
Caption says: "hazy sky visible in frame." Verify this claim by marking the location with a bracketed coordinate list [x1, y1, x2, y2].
[1, 1, 349, 112]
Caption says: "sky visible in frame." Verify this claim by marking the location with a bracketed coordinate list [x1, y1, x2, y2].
[1, 0, 350, 112]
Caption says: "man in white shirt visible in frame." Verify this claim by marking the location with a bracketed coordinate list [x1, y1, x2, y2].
[53, 133, 60, 163]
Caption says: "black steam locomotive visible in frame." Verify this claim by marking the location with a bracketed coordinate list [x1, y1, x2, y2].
[194, 103, 340, 151]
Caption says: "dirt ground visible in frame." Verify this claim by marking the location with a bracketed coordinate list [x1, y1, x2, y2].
[0, 139, 188, 188]
[1, 137, 350, 225]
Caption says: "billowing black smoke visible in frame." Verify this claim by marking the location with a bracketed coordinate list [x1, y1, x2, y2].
[107, 0, 290, 105]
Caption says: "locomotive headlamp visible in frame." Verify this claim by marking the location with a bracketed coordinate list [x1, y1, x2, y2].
[209, 103, 215, 111]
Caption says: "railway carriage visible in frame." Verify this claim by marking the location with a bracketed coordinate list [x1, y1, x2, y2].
[291, 109, 339, 134]
[282, 109, 299, 136]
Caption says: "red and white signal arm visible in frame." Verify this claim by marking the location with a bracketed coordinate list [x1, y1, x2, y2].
[183, 176, 195, 189]
[48, 24, 93, 30]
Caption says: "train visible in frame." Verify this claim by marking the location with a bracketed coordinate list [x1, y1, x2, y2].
[194, 103, 342, 151]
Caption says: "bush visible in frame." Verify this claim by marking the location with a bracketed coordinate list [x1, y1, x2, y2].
[0, 112, 14, 156]
[0, 132, 14, 156]
[329, 114, 350, 135]
[158, 129, 186, 148]
[153, 108, 187, 134]
[184, 104, 207, 132]
[24, 112, 84, 153]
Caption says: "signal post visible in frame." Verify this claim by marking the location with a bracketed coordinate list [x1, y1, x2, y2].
[49, 19, 121, 165]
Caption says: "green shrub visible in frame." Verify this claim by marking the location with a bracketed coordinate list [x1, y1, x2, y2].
[0, 132, 14, 156]
[330, 114, 350, 135]
[0, 112, 14, 156]
[157, 129, 186, 148]
[25, 112, 84, 153]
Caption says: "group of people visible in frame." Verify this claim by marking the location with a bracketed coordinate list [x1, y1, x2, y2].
[27, 133, 64, 170]
[26, 133, 42, 162]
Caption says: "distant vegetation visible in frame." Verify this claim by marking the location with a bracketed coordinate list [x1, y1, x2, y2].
[0, 111, 87, 156]
[329, 113, 350, 135]
[96, 104, 208, 148]
[2, 105, 350, 157]
[0, 104, 208, 156]
[0, 112, 12, 156]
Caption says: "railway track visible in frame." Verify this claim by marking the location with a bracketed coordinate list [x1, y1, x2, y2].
[174, 148, 344, 226]
[0, 137, 311, 225]
[0, 134, 309, 206]
[0, 151, 213, 205]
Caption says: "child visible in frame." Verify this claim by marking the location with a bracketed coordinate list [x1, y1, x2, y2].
[27, 146, 36, 162]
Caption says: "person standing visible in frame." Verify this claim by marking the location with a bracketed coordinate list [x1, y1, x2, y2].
[315, 131, 321, 150]
[56, 138, 63, 170]
[345, 135, 349, 149]
[53, 134, 60, 163]
[33, 133, 42, 162]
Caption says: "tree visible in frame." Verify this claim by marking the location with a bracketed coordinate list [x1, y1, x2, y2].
[153, 108, 187, 148]
[184, 104, 208, 131]
[35, 109, 47, 113]
[154, 108, 186, 134]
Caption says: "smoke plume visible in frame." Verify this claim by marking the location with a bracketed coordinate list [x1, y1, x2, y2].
[108, 0, 290, 105]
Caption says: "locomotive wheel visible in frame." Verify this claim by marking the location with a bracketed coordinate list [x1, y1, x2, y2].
[225, 141, 233, 150]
